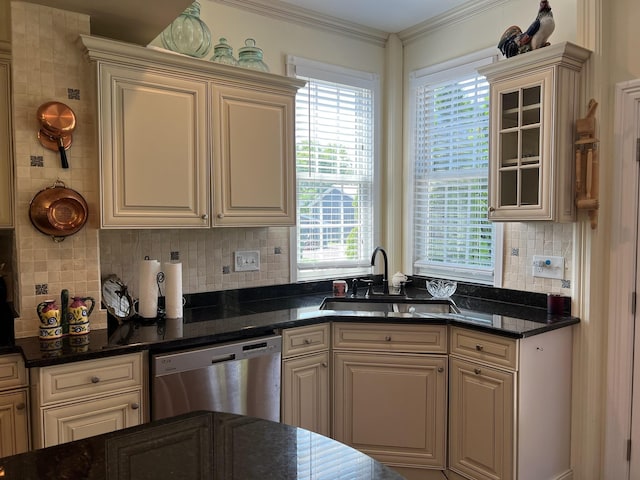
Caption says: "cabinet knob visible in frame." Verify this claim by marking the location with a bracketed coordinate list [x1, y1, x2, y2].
[488, 206, 495, 212]
[15, 403, 25, 411]
[321, 362, 328, 368]
[91, 376, 100, 384]
[303, 339, 311, 344]
[475, 344, 484, 351]
[385, 336, 392, 342]
[474, 368, 482, 375]
[131, 402, 140, 410]
[217, 213, 224, 219]
[437, 367, 444, 373]
[201, 213, 208, 220]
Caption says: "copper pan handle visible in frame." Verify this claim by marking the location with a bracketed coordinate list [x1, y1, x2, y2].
[57, 136, 69, 169]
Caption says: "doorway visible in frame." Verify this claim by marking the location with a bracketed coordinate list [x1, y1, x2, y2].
[605, 78, 640, 479]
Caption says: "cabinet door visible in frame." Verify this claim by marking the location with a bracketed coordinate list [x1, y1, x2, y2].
[0, 389, 29, 456]
[488, 69, 553, 221]
[98, 63, 209, 228]
[282, 351, 330, 436]
[212, 84, 295, 226]
[333, 351, 447, 469]
[0, 56, 13, 228]
[449, 356, 515, 480]
[41, 390, 142, 447]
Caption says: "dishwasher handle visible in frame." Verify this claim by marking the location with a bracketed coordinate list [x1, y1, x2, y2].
[211, 353, 236, 364]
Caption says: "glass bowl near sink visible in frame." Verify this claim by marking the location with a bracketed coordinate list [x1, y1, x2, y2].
[426, 279, 457, 299]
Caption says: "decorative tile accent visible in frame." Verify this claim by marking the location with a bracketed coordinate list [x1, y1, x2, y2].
[511, 248, 519, 256]
[561, 279, 571, 289]
[67, 88, 80, 100]
[30, 155, 44, 167]
[35, 284, 48, 295]
[170, 251, 180, 261]
[274, 246, 282, 254]
[222, 266, 230, 274]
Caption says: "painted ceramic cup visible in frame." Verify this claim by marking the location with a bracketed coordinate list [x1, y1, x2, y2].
[68, 296, 95, 325]
[332, 280, 348, 297]
[37, 300, 61, 327]
[69, 321, 90, 335]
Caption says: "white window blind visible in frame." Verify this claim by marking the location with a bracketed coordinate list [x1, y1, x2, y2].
[410, 54, 500, 285]
[288, 57, 379, 281]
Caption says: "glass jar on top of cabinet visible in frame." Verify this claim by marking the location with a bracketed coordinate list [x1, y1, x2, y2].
[479, 42, 591, 222]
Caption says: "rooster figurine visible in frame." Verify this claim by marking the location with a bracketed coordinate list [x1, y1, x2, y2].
[498, 0, 555, 58]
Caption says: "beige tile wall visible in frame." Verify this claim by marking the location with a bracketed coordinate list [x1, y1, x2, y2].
[99, 227, 291, 298]
[11, 2, 102, 338]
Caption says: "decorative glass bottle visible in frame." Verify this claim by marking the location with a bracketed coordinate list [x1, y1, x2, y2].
[210, 38, 238, 66]
[161, 1, 212, 58]
[237, 38, 270, 72]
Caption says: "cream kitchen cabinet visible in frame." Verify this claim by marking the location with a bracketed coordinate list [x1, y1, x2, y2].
[448, 326, 573, 480]
[479, 42, 590, 222]
[0, 52, 13, 228]
[332, 323, 448, 474]
[81, 35, 303, 229]
[0, 354, 29, 456]
[281, 324, 330, 436]
[30, 352, 145, 449]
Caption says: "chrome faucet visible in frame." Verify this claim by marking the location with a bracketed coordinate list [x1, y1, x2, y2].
[370, 246, 389, 295]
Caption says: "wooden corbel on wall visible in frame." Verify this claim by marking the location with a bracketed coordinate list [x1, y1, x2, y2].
[575, 99, 599, 229]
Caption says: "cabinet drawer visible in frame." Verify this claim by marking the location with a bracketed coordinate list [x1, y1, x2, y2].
[333, 323, 447, 353]
[283, 324, 330, 358]
[450, 327, 518, 370]
[37, 353, 143, 405]
[0, 354, 27, 390]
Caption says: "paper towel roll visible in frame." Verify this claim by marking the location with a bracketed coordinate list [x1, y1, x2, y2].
[164, 261, 183, 319]
[138, 259, 160, 319]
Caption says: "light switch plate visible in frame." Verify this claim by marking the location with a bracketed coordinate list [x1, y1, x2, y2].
[532, 255, 564, 279]
[234, 250, 260, 272]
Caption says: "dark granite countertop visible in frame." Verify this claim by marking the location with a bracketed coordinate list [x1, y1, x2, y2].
[13, 280, 580, 367]
[0, 410, 404, 479]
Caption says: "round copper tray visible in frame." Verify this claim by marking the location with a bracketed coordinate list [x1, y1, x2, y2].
[29, 181, 88, 240]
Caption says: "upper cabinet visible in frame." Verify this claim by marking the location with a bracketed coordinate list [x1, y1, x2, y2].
[0, 52, 13, 228]
[80, 35, 304, 229]
[479, 42, 591, 222]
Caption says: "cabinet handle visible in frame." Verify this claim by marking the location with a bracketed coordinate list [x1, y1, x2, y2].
[474, 368, 482, 375]
[321, 362, 328, 368]
[385, 336, 392, 341]
[91, 376, 100, 384]
[201, 213, 208, 220]
[131, 403, 140, 410]
[475, 344, 484, 351]
[437, 367, 444, 373]
[303, 339, 311, 344]
[15, 403, 25, 411]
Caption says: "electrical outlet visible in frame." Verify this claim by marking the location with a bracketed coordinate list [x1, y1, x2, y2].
[234, 250, 260, 272]
[532, 255, 564, 279]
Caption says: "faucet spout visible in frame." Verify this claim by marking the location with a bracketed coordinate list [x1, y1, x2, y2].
[370, 246, 389, 295]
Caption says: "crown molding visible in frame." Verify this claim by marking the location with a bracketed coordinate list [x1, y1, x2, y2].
[398, 0, 510, 45]
[209, 0, 389, 46]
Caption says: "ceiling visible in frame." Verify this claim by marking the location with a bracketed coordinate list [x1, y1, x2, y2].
[275, 0, 470, 33]
[19, 0, 470, 45]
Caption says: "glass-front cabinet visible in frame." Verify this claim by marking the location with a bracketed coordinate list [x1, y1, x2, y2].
[480, 42, 591, 222]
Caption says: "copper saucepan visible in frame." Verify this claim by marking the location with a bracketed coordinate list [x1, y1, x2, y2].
[36, 102, 76, 169]
[29, 180, 88, 242]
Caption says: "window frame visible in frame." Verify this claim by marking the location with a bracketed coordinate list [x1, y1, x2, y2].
[286, 55, 382, 282]
[405, 48, 503, 286]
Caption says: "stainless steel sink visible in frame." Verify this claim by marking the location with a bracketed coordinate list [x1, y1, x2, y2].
[319, 297, 459, 315]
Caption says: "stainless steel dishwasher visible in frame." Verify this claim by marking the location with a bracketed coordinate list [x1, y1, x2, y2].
[151, 335, 282, 422]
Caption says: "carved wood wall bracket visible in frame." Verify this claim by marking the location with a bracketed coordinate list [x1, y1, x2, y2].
[575, 99, 599, 229]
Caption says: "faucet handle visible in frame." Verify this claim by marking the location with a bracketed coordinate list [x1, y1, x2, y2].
[361, 279, 374, 298]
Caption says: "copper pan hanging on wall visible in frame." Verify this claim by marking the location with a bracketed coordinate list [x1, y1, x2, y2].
[36, 101, 76, 168]
[29, 180, 88, 242]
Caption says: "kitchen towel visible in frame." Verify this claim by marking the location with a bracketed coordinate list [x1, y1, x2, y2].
[138, 258, 160, 318]
[164, 261, 183, 319]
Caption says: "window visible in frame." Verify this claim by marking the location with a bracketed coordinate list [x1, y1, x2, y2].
[408, 50, 502, 285]
[287, 56, 380, 281]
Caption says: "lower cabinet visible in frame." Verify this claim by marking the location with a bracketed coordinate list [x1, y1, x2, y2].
[448, 326, 573, 480]
[0, 354, 29, 457]
[281, 324, 330, 436]
[332, 323, 448, 473]
[30, 352, 146, 449]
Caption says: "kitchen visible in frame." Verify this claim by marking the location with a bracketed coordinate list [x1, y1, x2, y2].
[0, 0, 635, 479]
